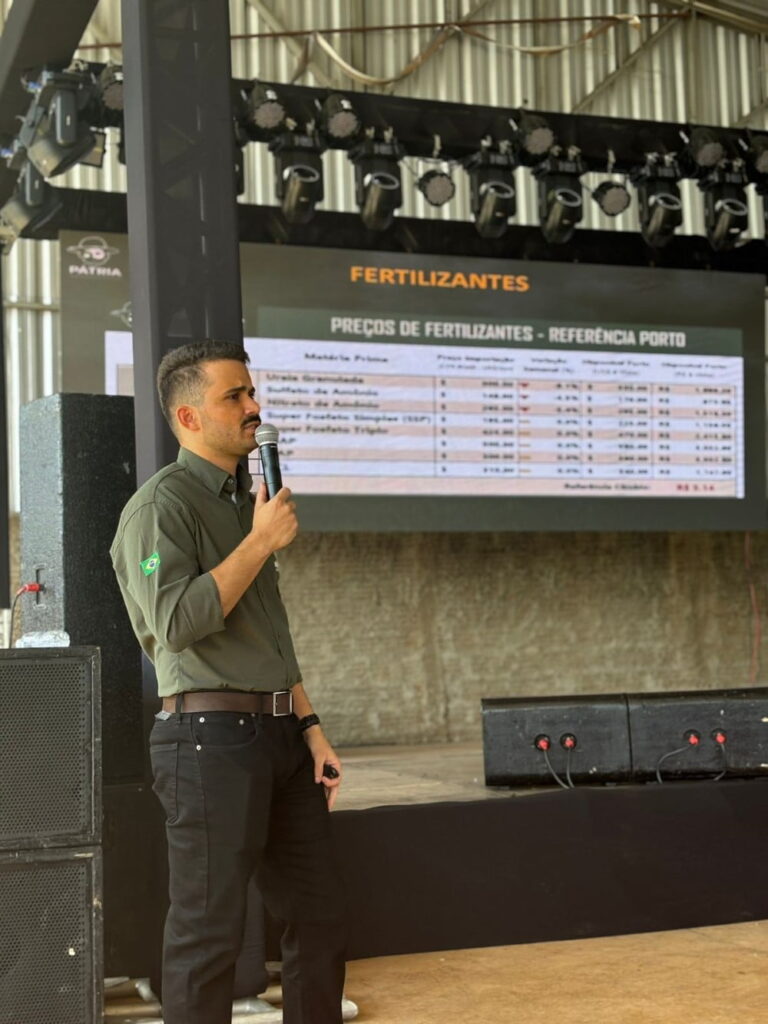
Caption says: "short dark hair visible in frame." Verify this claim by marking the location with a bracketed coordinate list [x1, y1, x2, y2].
[156, 341, 250, 432]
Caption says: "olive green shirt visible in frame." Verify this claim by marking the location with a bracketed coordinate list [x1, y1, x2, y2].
[110, 447, 302, 697]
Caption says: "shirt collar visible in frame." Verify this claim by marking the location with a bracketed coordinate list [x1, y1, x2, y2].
[177, 447, 253, 501]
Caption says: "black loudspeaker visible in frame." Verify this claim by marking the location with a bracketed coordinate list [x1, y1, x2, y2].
[628, 688, 768, 781]
[0, 648, 103, 1023]
[0, 847, 102, 1024]
[482, 688, 768, 786]
[0, 648, 100, 847]
[482, 695, 631, 786]
[19, 394, 142, 783]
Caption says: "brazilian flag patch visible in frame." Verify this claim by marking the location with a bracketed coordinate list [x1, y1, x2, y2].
[140, 551, 161, 577]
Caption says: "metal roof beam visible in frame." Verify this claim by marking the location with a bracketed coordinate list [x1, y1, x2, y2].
[572, 18, 681, 114]
[653, 0, 768, 36]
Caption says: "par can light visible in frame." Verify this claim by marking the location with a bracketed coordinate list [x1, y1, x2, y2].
[417, 169, 456, 207]
[247, 82, 286, 134]
[688, 127, 725, 169]
[592, 181, 631, 216]
[515, 113, 555, 159]
[320, 94, 360, 142]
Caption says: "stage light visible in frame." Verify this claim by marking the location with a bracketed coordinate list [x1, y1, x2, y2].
[749, 135, 768, 176]
[350, 137, 404, 231]
[514, 113, 555, 159]
[0, 162, 63, 249]
[17, 69, 100, 177]
[246, 82, 286, 133]
[687, 127, 725, 169]
[319, 94, 360, 142]
[97, 63, 123, 111]
[699, 163, 749, 251]
[417, 169, 455, 207]
[269, 132, 325, 224]
[464, 149, 517, 238]
[630, 157, 683, 248]
[533, 153, 586, 244]
[592, 180, 631, 216]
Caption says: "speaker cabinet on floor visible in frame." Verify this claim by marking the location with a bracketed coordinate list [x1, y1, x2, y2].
[0, 648, 103, 1024]
[482, 687, 768, 786]
[0, 847, 102, 1024]
[482, 695, 631, 786]
[0, 648, 100, 848]
[628, 688, 768, 781]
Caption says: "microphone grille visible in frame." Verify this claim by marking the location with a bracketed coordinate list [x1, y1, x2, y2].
[255, 423, 279, 446]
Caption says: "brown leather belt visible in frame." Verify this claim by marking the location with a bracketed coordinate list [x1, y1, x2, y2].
[162, 690, 294, 716]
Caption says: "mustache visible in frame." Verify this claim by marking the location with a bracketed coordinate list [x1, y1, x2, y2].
[242, 416, 261, 428]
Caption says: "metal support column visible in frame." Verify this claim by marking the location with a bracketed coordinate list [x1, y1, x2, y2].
[121, 0, 243, 483]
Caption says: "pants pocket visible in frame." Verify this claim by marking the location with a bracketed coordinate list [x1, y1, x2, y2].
[150, 741, 179, 824]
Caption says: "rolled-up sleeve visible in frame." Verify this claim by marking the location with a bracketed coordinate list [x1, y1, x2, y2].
[112, 497, 225, 654]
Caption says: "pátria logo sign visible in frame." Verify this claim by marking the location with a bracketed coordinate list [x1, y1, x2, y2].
[67, 236, 123, 277]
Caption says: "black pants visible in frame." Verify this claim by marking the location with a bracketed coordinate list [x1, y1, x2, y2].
[150, 711, 347, 1024]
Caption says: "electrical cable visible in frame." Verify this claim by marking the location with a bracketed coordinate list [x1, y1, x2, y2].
[8, 583, 43, 648]
[542, 748, 571, 791]
[711, 740, 728, 782]
[655, 744, 691, 785]
[565, 744, 575, 789]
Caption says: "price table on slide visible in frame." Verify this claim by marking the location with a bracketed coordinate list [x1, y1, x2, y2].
[248, 336, 744, 499]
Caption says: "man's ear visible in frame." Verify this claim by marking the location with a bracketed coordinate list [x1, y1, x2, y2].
[175, 404, 200, 433]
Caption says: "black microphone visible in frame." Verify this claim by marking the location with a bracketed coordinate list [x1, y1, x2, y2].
[255, 423, 283, 498]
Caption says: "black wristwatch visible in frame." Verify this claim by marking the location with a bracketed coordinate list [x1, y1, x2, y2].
[297, 713, 321, 732]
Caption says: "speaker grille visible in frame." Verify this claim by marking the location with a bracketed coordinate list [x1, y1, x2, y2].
[0, 849, 101, 1024]
[0, 651, 98, 846]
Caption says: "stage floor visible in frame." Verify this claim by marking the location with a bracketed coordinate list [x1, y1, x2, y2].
[105, 919, 768, 1023]
[345, 919, 768, 1024]
[336, 740, 528, 810]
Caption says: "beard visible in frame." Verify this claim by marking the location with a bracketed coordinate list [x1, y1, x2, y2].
[199, 413, 258, 458]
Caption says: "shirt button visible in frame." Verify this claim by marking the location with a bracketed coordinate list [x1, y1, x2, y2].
[196, 744, 202, 751]
[199, 716, 205, 723]
[239, 718, 245, 725]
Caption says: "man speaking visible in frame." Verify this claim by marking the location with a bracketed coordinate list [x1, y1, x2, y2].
[110, 340, 346, 1024]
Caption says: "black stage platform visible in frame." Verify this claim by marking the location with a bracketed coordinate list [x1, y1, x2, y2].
[104, 743, 768, 973]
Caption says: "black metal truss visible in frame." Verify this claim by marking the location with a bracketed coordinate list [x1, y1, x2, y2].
[21, 191, 768, 278]
[121, 0, 243, 481]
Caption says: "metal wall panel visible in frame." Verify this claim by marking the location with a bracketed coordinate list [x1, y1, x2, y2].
[1, 0, 767, 525]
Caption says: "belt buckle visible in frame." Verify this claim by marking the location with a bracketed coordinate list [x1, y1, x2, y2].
[272, 690, 292, 717]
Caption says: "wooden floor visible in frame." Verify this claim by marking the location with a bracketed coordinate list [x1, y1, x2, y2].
[106, 920, 768, 1023]
[334, 740, 536, 810]
[345, 920, 768, 1023]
